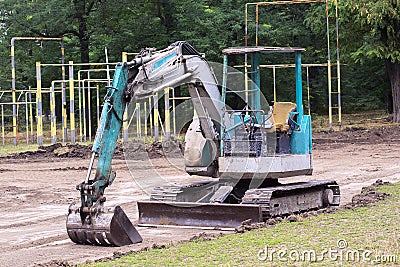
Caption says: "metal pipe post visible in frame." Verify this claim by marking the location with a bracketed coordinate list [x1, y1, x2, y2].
[36, 62, 43, 146]
[69, 61, 76, 144]
[50, 82, 57, 143]
[25, 93, 29, 144]
[78, 83, 83, 142]
[251, 53, 261, 113]
[123, 103, 129, 142]
[122, 53, 129, 142]
[153, 93, 159, 141]
[144, 101, 148, 137]
[164, 88, 170, 140]
[335, 0, 342, 128]
[295, 52, 304, 118]
[82, 80, 87, 142]
[96, 84, 100, 125]
[172, 88, 176, 137]
[1, 105, 4, 146]
[61, 39, 66, 139]
[10, 41, 17, 146]
[149, 98, 153, 137]
[62, 81, 68, 142]
[87, 73, 92, 141]
[136, 103, 141, 138]
[273, 66, 277, 103]
[29, 87, 34, 143]
[326, 0, 333, 129]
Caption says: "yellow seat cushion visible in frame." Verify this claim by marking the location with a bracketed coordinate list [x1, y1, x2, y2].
[272, 102, 296, 132]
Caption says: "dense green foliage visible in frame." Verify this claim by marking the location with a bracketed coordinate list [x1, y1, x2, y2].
[0, 0, 398, 117]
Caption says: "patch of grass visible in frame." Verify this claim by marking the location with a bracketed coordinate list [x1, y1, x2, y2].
[89, 183, 400, 267]
[312, 109, 393, 132]
[0, 143, 38, 156]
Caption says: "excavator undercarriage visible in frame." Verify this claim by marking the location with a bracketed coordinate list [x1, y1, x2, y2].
[138, 179, 340, 228]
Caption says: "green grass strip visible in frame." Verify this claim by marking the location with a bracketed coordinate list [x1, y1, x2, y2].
[89, 184, 400, 267]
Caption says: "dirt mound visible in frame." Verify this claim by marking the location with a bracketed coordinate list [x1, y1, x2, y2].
[313, 125, 400, 150]
[34, 260, 71, 267]
[2, 143, 92, 160]
[2, 140, 184, 161]
[343, 179, 391, 209]
[147, 140, 184, 159]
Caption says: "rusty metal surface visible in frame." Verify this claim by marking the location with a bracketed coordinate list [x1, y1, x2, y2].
[222, 46, 305, 55]
[138, 201, 262, 228]
[66, 205, 142, 246]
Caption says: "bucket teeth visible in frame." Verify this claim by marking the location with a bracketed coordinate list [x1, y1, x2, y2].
[66, 205, 142, 246]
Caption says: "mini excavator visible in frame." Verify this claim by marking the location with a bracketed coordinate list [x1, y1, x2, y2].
[66, 42, 340, 246]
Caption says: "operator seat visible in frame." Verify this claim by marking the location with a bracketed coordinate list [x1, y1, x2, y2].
[271, 102, 297, 132]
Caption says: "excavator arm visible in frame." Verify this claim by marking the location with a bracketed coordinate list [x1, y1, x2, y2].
[67, 42, 223, 246]
[67, 62, 143, 246]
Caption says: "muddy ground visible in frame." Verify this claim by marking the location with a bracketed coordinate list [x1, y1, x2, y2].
[0, 124, 399, 266]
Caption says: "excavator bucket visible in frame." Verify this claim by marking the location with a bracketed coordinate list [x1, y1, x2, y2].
[138, 201, 263, 228]
[67, 205, 142, 246]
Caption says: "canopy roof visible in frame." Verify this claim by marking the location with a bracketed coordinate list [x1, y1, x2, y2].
[222, 46, 305, 55]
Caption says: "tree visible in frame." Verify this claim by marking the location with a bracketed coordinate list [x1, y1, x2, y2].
[340, 0, 400, 121]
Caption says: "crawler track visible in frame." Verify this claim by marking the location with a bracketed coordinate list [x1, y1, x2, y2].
[138, 180, 340, 227]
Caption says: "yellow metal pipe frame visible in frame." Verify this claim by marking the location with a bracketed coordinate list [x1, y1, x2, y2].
[50, 79, 70, 144]
[36, 62, 68, 142]
[79, 79, 108, 142]
[7, 61, 119, 146]
[170, 88, 191, 137]
[11, 37, 64, 146]
[77, 68, 112, 142]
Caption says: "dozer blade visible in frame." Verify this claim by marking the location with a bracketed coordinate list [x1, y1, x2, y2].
[67, 205, 142, 246]
[138, 201, 262, 228]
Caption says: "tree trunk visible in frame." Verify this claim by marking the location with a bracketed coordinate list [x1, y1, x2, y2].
[73, 0, 94, 137]
[386, 60, 400, 122]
